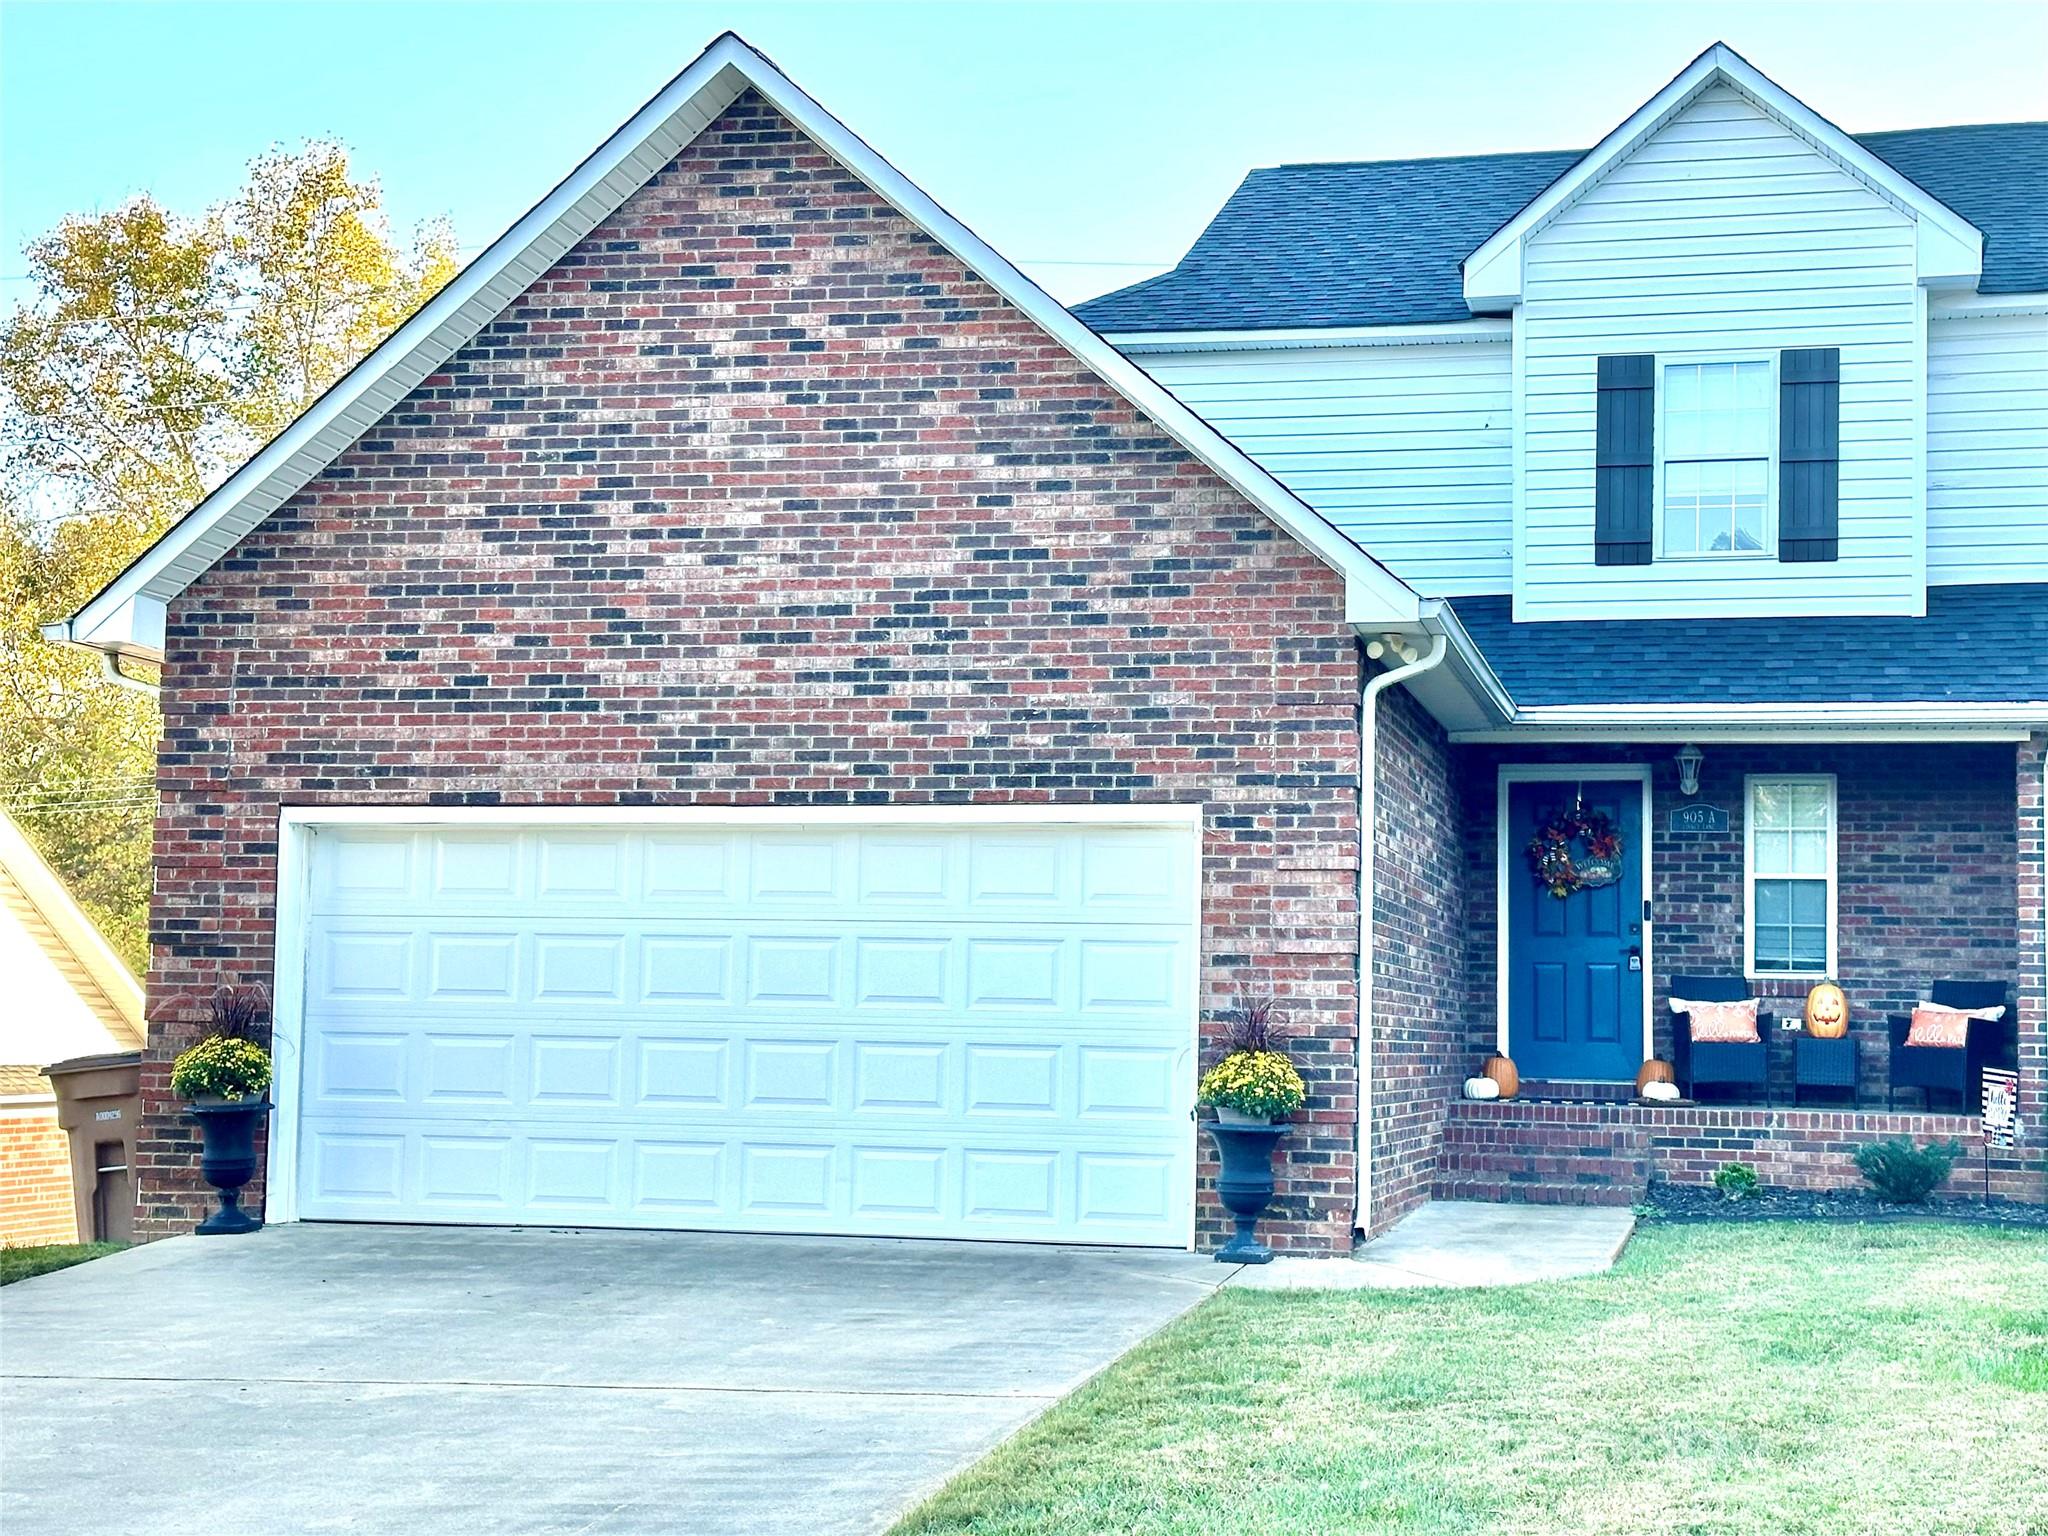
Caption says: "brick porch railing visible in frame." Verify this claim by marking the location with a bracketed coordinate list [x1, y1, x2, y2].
[1436, 1098, 2044, 1206]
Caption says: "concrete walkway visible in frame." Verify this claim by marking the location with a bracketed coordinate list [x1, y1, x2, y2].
[1228, 1199, 1636, 1290]
[1, 1223, 1230, 1536]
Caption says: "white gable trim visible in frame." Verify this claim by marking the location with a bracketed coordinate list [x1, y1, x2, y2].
[1104, 319, 1512, 353]
[1462, 43, 1985, 312]
[52, 33, 1416, 663]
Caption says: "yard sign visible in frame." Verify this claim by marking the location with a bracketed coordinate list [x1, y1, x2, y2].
[1980, 1068, 2020, 1150]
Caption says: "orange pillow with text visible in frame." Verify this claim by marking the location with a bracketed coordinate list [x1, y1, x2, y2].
[1678, 998, 1761, 1044]
[1905, 1002, 2002, 1048]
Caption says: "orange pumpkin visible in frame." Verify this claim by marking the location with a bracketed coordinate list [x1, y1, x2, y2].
[1805, 981, 1849, 1039]
[1482, 1054, 1519, 1100]
[1635, 1059, 1676, 1094]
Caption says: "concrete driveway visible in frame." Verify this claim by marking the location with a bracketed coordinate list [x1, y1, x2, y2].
[1, 1223, 1229, 1535]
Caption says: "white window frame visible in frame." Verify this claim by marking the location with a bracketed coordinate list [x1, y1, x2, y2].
[1654, 352, 1780, 562]
[1743, 772, 1837, 981]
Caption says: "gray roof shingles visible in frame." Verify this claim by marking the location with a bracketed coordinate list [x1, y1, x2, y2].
[1449, 585, 2048, 707]
[1076, 123, 2048, 332]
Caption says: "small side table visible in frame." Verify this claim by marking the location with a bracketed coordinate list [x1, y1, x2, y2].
[1794, 1033, 1858, 1108]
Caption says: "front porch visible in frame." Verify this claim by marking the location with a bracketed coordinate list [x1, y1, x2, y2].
[1426, 735, 2045, 1207]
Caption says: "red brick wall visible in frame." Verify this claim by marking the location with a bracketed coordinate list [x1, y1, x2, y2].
[141, 92, 1366, 1252]
[0, 1105, 78, 1246]
[1365, 682, 1466, 1231]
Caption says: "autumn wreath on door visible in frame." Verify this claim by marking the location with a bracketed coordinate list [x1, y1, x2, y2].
[1526, 797, 1625, 898]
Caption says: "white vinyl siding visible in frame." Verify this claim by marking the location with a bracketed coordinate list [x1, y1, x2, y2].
[1516, 83, 1924, 621]
[1927, 311, 2048, 585]
[1135, 341, 1513, 594]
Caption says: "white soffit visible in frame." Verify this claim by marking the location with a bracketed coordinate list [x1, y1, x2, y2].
[52, 32, 1417, 662]
[1462, 42, 1985, 311]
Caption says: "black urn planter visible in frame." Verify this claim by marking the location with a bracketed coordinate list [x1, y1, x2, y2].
[1206, 1120, 1288, 1263]
[187, 1099, 271, 1236]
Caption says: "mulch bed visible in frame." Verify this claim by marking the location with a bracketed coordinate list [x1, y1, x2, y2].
[1642, 1182, 2048, 1229]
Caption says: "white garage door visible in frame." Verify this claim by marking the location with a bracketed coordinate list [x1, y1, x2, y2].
[291, 820, 1198, 1246]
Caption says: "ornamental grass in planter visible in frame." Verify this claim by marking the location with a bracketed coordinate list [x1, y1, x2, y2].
[1197, 994, 1307, 1264]
[170, 985, 274, 1236]
[1197, 994, 1307, 1126]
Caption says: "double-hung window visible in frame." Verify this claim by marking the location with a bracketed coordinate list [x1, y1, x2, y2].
[1660, 359, 1774, 558]
[1746, 775, 1835, 978]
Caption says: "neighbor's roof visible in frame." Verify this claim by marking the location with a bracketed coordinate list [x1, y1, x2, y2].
[0, 813, 145, 1070]
[1077, 122, 2048, 333]
[1449, 584, 2048, 708]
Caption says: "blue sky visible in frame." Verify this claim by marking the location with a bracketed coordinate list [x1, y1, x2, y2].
[4, 1, 2045, 304]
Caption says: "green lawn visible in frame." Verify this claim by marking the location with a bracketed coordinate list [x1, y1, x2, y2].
[895, 1223, 2048, 1536]
[0, 1241, 127, 1286]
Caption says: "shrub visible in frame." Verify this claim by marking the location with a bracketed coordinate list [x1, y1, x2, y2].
[1854, 1137, 1965, 1204]
[170, 1036, 271, 1102]
[1198, 1050, 1306, 1119]
[1713, 1162, 1761, 1200]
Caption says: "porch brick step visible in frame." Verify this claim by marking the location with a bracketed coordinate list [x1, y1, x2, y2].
[1434, 1178, 1643, 1208]
[1434, 1100, 1652, 1207]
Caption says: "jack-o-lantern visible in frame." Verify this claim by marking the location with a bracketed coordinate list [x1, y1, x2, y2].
[1805, 982, 1849, 1039]
[1635, 1059, 1676, 1094]
[1482, 1054, 1519, 1100]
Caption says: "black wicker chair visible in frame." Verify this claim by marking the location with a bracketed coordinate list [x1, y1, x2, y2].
[1670, 974, 1772, 1104]
[1886, 980, 2017, 1112]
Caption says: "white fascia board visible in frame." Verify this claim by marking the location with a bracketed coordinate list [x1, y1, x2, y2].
[1932, 292, 2048, 320]
[1104, 320, 1512, 353]
[1453, 723, 2036, 744]
[58, 33, 1417, 663]
[1417, 598, 1515, 723]
[1460, 43, 1985, 310]
[1486, 701, 2048, 732]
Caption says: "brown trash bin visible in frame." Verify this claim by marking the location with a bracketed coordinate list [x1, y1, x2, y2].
[43, 1051, 142, 1244]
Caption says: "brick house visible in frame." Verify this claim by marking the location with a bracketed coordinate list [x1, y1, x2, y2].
[51, 37, 2045, 1253]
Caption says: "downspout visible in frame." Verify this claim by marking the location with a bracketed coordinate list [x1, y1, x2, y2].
[1353, 631, 1448, 1235]
[96, 651, 161, 698]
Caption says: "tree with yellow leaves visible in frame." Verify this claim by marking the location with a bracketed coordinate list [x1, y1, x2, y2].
[1, 142, 457, 972]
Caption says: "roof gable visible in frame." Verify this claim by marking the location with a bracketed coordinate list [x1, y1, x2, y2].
[1079, 63, 2040, 338]
[55, 34, 1418, 662]
[1461, 44, 1982, 310]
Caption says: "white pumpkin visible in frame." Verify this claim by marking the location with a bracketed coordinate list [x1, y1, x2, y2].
[1639, 1080, 1681, 1103]
[1463, 1077, 1501, 1101]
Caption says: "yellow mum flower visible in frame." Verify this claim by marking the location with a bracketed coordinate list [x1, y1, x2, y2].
[1197, 1049, 1306, 1119]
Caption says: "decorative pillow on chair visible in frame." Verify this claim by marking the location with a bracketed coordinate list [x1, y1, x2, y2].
[1905, 1002, 2002, 1048]
[1675, 998, 1761, 1044]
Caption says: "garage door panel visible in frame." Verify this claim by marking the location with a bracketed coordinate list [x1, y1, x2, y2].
[310, 828, 1198, 926]
[299, 1123, 1191, 1243]
[309, 920, 1191, 1022]
[295, 823, 1196, 1245]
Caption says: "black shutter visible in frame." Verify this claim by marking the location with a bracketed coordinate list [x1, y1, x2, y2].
[1594, 354, 1654, 566]
[1778, 347, 1839, 563]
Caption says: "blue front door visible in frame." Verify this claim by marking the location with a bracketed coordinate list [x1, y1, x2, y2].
[1506, 779, 1644, 1081]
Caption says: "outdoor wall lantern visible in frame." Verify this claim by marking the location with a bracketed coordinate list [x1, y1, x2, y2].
[1675, 742, 1704, 797]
